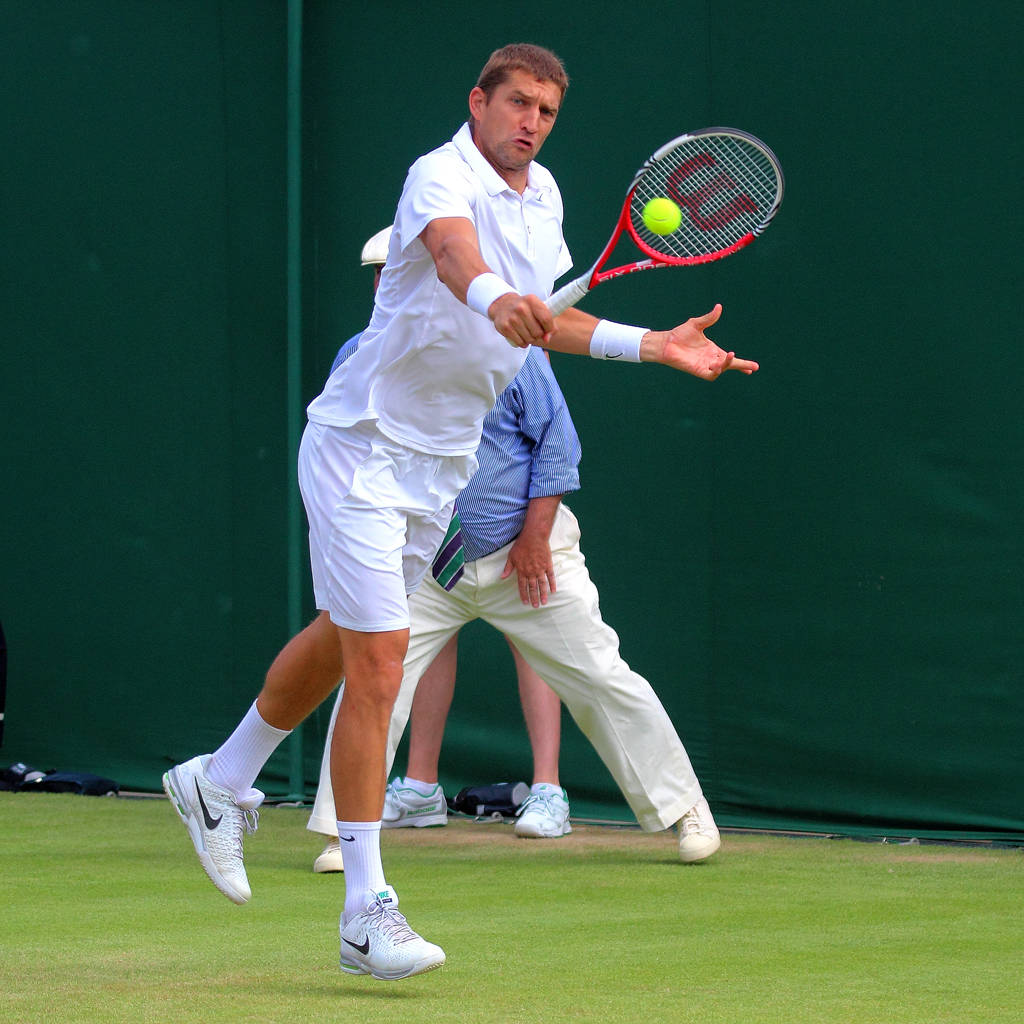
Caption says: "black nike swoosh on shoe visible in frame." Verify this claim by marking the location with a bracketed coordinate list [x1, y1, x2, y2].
[195, 780, 223, 830]
[343, 935, 370, 955]
[339, 835, 356, 843]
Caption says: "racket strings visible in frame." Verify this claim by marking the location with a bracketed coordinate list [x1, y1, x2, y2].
[630, 134, 780, 260]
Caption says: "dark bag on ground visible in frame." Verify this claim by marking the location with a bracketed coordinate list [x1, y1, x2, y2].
[450, 781, 530, 819]
[1, 762, 119, 796]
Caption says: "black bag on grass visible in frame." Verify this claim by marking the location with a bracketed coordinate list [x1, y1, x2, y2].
[450, 781, 529, 819]
[1, 762, 119, 796]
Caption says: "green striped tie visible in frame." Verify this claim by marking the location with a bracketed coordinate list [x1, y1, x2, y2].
[431, 511, 465, 591]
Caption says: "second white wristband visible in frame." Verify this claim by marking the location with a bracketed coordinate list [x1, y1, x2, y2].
[589, 319, 648, 362]
[466, 272, 515, 318]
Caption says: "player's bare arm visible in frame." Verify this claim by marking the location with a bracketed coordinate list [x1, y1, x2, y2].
[422, 217, 554, 348]
[421, 217, 491, 300]
[540, 306, 602, 355]
[540, 305, 757, 379]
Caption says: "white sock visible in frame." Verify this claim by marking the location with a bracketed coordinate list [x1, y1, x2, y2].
[338, 820, 386, 922]
[207, 701, 290, 798]
[402, 776, 439, 796]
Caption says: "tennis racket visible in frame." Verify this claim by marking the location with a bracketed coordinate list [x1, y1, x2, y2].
[547, 128, 783, 316]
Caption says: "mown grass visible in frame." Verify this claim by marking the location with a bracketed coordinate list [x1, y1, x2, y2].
[0, 793, 1020, 1023]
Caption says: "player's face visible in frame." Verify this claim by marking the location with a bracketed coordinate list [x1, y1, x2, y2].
[469, 70, 561, 188]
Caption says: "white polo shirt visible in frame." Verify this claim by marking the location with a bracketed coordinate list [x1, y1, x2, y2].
[306, 122, 573, 456]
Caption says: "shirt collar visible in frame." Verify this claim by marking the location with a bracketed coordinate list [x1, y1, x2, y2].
[452, 122, 551, 200]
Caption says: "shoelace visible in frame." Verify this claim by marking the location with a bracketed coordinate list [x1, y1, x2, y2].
[517, 792, 563, 819]
[383, 784, 403, 818]
[367, 899, 421, 947]
[385, 783, 438, 817]
[206, 800, 259, 861]
[228, 807, 259, 860]
[679, 807, 706, 836]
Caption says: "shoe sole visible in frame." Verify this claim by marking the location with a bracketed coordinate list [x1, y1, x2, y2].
[381, 815, 448, 829]
[339, 951, 445, 980]
[516, 819, 573, 835]
[162, 768, 250, 904]
[514, 821, 573, 838]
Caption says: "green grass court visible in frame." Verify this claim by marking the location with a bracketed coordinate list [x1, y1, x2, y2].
[1, 793, 1020, 1023]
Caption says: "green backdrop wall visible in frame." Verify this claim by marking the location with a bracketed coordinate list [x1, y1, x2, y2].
[2, 1, 1020, 841]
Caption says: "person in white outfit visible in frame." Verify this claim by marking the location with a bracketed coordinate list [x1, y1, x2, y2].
[308, 227, 578, 873]
[162, 42, 757, 984]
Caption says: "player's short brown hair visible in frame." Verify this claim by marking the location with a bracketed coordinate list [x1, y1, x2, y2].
[475, 43, 569, 101]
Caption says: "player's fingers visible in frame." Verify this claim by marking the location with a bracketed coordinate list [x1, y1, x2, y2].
[507, 308, 545, 347]
[495, 313, 526, 347]
[700, 350, 729, 379]
[692, 303, 723, 330]
[504, 328, 531, 349]
[528, 295, 556, 338]
[726, 356, 760, 374]
[503, 295, 550, 342]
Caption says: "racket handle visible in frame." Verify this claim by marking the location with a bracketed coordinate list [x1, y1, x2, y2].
[546, 275, 591, 317]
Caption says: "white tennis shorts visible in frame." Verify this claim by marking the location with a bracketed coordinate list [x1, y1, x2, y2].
[297, 420, 477, 632]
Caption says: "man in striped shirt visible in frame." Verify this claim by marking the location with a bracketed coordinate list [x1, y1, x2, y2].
[308, 228, 720, 868]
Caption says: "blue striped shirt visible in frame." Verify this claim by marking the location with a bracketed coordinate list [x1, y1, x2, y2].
[330, 337, 581, 561]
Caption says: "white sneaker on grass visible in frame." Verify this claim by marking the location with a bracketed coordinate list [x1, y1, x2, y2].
[382, 779, 448, 828]
[162, 754, 263, 904]
[313, 837, 344, 873]
[339, 887, 446, 980]
[677, 796, 721, 863]
[514, 785, 572, 838]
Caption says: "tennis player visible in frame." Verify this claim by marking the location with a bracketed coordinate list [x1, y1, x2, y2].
[307, 226, 577, 874]
[163, 42, 757, 983]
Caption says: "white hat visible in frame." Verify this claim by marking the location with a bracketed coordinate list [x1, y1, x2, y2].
[360, 225, 393, 267]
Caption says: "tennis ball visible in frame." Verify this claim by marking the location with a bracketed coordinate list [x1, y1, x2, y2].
[642, 197, 682, 235]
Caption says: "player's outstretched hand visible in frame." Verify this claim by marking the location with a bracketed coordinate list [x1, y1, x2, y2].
[490, 293, 555, 349]
[642, 305, 759, 379]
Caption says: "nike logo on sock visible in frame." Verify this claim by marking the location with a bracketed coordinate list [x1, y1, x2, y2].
[339, 835, 356, 843]
[343, 935, 370, 955]
[195, 780, 222, 830]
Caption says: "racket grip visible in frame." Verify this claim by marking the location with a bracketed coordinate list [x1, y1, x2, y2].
[546, 276, 590, 317]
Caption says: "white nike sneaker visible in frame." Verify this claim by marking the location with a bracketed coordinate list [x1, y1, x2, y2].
[514, 785, 572, 838]
[162, 754, 263, 904]
[314, 837, 345, 874]
[339, 887, 446, 980]
[381, 779, 448, 829]
[677, 796, 721, 863]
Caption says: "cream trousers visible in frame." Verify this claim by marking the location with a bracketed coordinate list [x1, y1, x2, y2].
[308, 504, 702, 834]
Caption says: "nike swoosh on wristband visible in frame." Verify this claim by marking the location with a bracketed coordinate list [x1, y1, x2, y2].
[607, 351, 623, 359]
[195, 781, 222, 829]
[339, 835, 356, 842]
[343, 935, 370, 955]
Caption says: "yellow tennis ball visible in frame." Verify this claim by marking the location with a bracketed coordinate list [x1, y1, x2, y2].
[642, 197, 682, 235]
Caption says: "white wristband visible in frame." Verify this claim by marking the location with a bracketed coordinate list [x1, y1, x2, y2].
[466, 272, 515, 319]
[589, 319, 648, 362]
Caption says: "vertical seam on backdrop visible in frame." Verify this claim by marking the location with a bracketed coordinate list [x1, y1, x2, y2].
[215, 1, 237, 681]
[701, 0, 722, 803]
